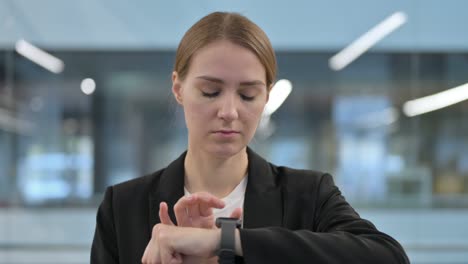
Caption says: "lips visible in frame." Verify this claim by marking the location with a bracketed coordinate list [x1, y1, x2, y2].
[215, 130, 239, 134]
[212, 130, 240, 137]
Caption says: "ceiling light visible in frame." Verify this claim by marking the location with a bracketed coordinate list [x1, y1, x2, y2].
[403, 83, 468, 117]
[329, 12, 407, 71]
[263, 79, 293, 116]
[81, 78, 96, 95]
[15, 39, 64, 74]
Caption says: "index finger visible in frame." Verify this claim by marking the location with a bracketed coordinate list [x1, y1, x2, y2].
[193, 193, 225, 217]
[173, 192, 225, 225]
[193, 192, 225, 208]
[159, 202, 175, 226]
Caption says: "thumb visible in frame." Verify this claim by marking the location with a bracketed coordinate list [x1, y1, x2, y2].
[159, 202, 175, 226]
[229, 207, 243, 220]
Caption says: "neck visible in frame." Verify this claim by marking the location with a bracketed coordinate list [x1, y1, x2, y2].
[184, 148, 248, 198]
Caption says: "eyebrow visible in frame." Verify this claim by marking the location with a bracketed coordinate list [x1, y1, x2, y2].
[196, 75, 265, 86]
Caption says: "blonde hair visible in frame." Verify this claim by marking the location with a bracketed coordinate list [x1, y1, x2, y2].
[174, 12, 277, 90]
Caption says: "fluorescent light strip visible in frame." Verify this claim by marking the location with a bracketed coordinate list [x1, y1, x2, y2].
[263, 79, 292, 116]
[329, 12, 407, 71]
[403, 83, 468, 117]
[15, 39, 64, 74]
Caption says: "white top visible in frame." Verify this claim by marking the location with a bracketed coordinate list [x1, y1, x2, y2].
[184, 176, 248, 222]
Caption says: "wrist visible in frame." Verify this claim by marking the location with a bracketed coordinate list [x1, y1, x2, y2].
[212, 228, 222, 257]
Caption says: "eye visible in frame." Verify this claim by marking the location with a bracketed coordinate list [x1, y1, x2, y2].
[240, 94, 255, 101]
[202, 91, 220, 98]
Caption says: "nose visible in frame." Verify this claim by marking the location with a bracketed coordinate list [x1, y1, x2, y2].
[217, 94, 239, 122]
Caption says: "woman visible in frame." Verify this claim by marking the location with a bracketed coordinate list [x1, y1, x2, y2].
[91, 12, 409, 264]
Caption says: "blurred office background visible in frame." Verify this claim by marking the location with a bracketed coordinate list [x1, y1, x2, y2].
[1, 0, 468, 263]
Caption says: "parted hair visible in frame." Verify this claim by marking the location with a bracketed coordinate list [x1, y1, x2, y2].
[174, 12, 277, 90]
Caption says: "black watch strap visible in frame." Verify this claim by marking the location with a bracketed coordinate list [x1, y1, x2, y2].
[216, 217, 242, 264]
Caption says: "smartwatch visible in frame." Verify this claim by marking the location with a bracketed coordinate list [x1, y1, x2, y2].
[215, 217, 242, 264]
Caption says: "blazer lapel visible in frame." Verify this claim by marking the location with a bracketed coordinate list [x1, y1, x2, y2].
[243, 147, 284, 228]
[148, 152, 186, 229]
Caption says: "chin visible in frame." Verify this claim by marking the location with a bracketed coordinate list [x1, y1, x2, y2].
[205, 143, 246, 159]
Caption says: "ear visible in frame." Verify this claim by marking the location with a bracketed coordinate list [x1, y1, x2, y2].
[172, 71, 183, 105]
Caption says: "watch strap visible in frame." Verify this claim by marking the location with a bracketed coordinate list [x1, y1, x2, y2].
[216, 218, 241, 264]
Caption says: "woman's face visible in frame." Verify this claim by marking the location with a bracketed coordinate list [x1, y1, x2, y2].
[172, 40, 269, 158]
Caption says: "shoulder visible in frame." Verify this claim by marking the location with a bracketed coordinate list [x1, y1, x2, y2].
[269, 163, 335, 193]
[247, 147, 331, 190]
[109, 168, 165, 202]
[272, 164, 325, 179]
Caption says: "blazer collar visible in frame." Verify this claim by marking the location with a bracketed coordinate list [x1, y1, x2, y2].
[243, 147, 283, 228]
[149, 147, 283, 229]
[149, 151, 186, 228]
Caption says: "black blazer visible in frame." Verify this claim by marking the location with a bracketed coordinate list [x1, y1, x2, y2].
[91, 148, 409, 263]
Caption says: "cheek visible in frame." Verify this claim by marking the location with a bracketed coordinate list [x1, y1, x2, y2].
[241, 103, 265, 124]
[183, 101, 213, 127]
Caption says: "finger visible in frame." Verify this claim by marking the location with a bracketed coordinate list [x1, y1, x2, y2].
[174, 192, 225, 227]
[198, 205, 213, 218]
[141, 242, 160, 264]
[141, 244, 149, 263]
[229, 207, 243, 219]
[160, 242, 175, 264]
[159, 202, 175, 226]
[174, 197, 193, 226]
[188, 199, 200, 219]
[188, 194, 223, 220]
[192, 193, 224, 217]
[155, 232, 162, 264]
[142, 225, 162, 264]
[174, 195, 198, 226]
[196, 192, 225, 209]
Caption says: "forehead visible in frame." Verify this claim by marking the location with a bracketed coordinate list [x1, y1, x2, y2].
[186, 40, 266, 84]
